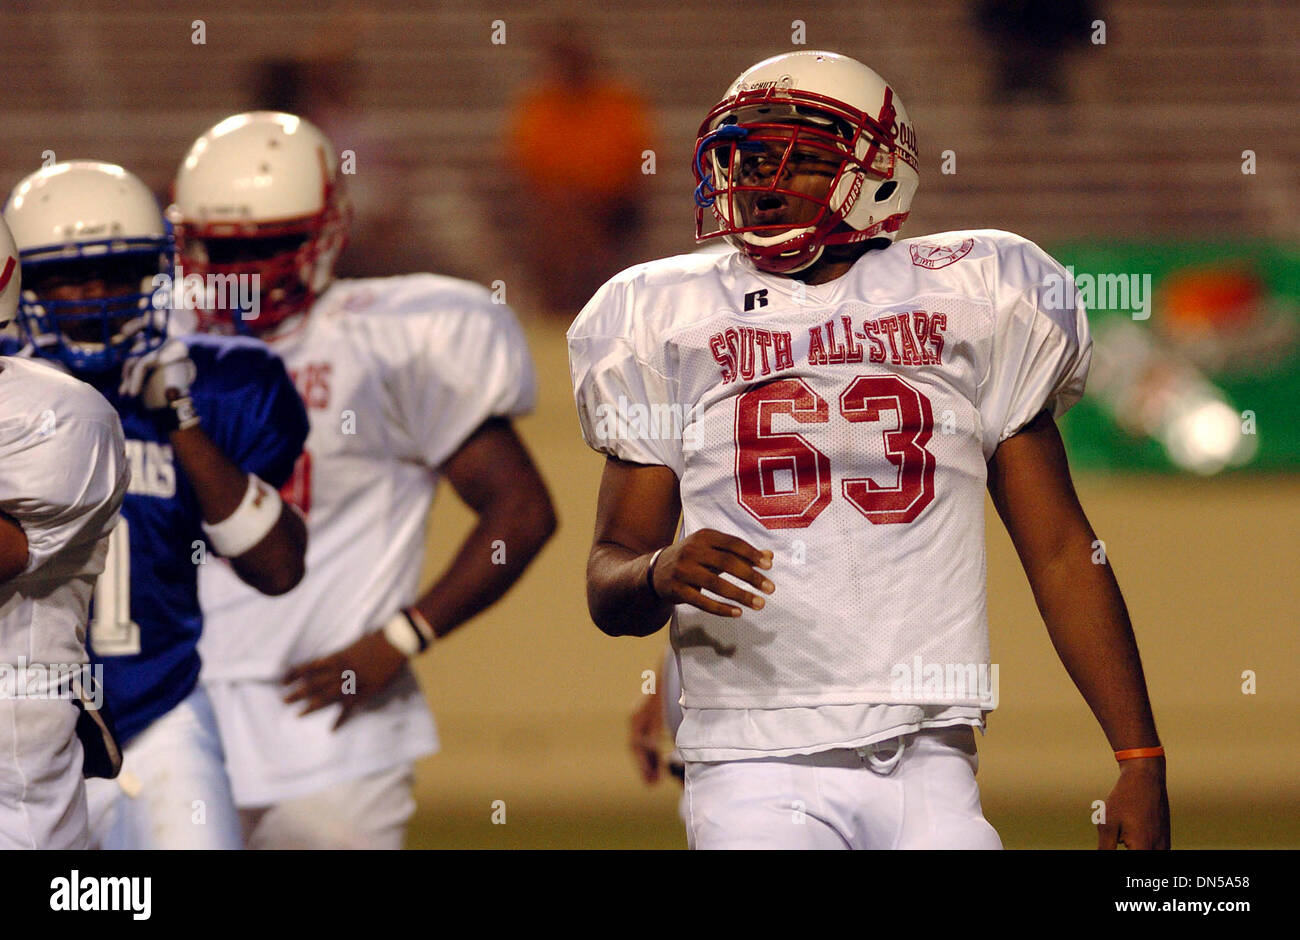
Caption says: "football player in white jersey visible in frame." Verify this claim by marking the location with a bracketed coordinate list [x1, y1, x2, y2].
[4, 162, 310, 851]
[570, 51, 1170, 850]
[173, 112, 556, 849]
[0, 215, 129, 849]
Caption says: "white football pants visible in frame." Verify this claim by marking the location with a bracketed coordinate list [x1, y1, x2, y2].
[85, 684, 241, 849]
[685, 726, 1002, 850]
[237, 764, 417, 849]
[0, 700, 88, 849]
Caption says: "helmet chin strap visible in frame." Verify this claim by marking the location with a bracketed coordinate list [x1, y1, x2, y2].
[780, 243, 825, 274]
[733, 227, 826, 275]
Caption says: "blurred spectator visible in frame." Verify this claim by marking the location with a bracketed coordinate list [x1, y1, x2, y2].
[504, 24, 654, 315]
[247, 29, 433, 278]
[974, 0, 1098, 104]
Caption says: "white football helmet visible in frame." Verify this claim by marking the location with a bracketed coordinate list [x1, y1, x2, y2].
[0, 214, 20, 330]
[3, 162, 172, 371]
[694, 51, 919, 274]
[168, 111, 350, 334]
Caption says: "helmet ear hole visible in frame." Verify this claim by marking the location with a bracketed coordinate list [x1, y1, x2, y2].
[873, 180, 898, 202]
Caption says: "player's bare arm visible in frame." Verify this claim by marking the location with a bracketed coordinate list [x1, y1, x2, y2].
[169, 424, 307, 596]
[987, 409, 1171, 850]
[629, 686, 665, 784]
[283, 417, 555, 725]
[0, 510, 27, 582]
[586, 456, 774, 637]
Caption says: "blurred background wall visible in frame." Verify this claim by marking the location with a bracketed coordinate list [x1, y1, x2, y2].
[2, 0, 1295, 847]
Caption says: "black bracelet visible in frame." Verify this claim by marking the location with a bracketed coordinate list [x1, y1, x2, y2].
[402, 609, 433, 654]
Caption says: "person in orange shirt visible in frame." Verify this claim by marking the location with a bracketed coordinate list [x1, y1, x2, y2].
[505, 27, 654, 313]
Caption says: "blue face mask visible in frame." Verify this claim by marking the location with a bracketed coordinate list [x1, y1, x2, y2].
[16, 235, 174, 374]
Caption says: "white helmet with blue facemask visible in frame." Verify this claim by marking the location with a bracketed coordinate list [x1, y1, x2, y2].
[3, 161, 172, 373]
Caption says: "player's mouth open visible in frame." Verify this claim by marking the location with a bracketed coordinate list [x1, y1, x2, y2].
[750, 194, 791, 223]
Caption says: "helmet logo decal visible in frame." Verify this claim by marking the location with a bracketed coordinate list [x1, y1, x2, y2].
[737, 74, 794, 93]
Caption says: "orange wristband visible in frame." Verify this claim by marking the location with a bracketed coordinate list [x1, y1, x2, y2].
[1115, 746, 1164, 762]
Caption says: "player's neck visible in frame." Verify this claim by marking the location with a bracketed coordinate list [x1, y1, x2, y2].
[783, 244, 873, 286]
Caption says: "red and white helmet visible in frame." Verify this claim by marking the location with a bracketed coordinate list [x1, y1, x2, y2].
[168, 111, 350, 334]
[0, 214, 20, 329]
[694, 51, 919, 274]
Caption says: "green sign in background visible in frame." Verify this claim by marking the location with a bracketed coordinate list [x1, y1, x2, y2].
[1049, 242, 1300, 474]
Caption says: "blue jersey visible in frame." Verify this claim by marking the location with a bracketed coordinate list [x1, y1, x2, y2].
[2, 335, 309, 743]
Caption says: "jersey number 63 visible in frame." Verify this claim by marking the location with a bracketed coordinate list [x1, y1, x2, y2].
[735, 375, 936, 530]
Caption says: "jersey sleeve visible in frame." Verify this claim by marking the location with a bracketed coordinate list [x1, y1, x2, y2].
[191, 338, 309, 489]
[977, 236, 1092, 458]
[0, 395, 127, 579]
[385, 287, 537, 468]
[567, 276, 682, 472]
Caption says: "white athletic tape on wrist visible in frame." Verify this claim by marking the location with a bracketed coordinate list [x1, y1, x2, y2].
[172, 395, 201, 431]
[201, 475, 282, 558]
[382, 608, 434, 657]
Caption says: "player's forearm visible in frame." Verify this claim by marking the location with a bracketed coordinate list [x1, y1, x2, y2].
[587, 541, 674, 638]
[1028, 551, 1161, 751]
[228, 503, 307, 595]
[171, 426, 306, 595]
[170, 426, 251, 523]
[410, 494, 555, 640]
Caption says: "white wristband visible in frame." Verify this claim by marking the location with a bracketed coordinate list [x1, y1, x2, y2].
[201, 475, 283, 558]
[382, 608, 435, 657]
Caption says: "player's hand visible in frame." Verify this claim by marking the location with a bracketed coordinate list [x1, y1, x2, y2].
[630, 689, 666, 784]
[651, 528, 774, 617]
[282, 631, 408, 730]
[118, 339, 196, 409]
[1097, 758, 1170, 850]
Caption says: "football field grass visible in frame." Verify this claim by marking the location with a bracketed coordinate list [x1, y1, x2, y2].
[405, 797, 1300, 850]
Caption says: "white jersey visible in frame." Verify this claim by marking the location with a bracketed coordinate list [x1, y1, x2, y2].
[0, 356, 127, 679]
[569, 230, 1090, 759]
[0, 356, 126, 849]
[198, 274, 536, 804]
